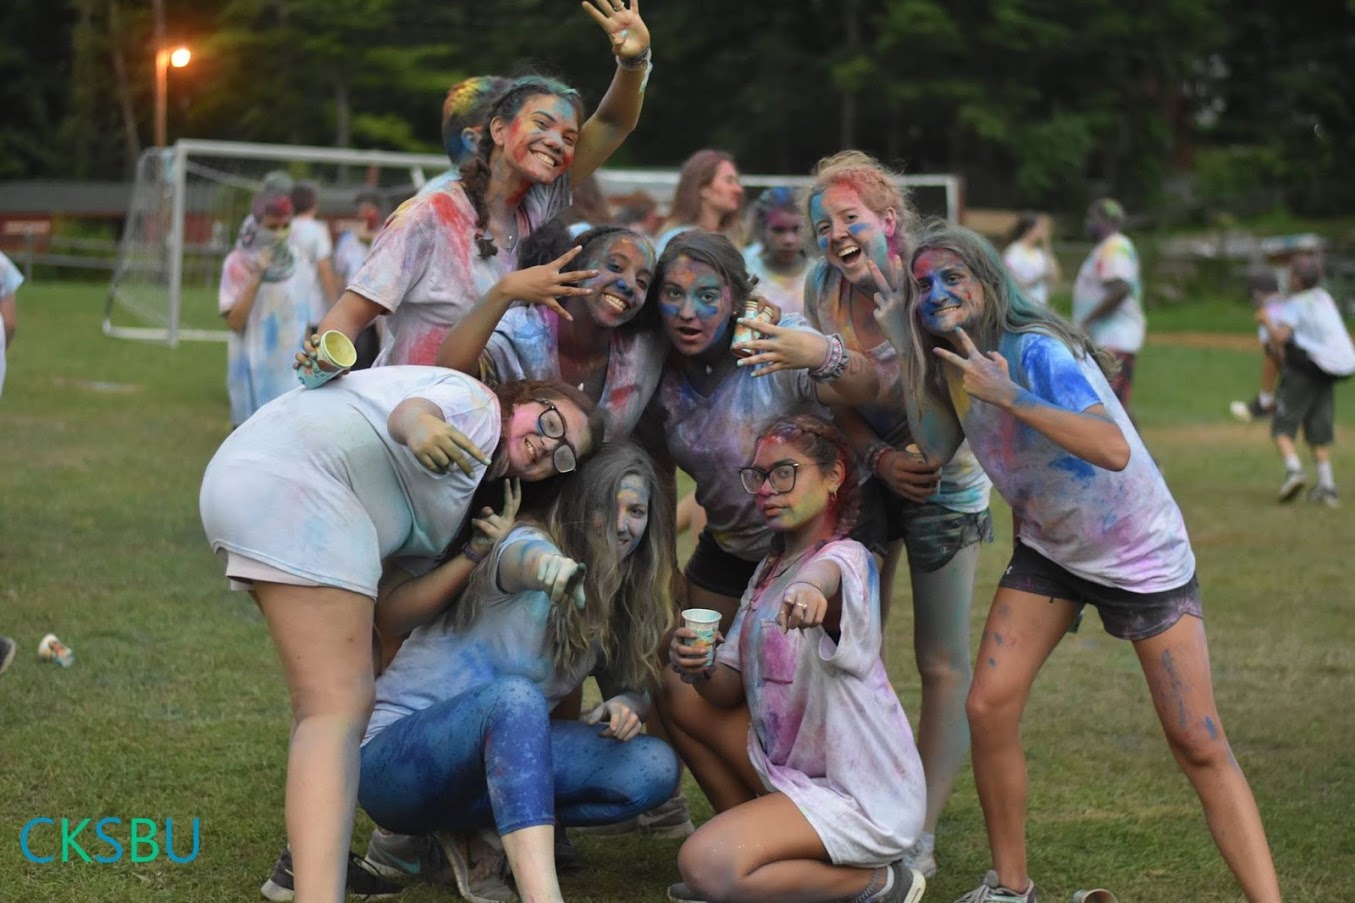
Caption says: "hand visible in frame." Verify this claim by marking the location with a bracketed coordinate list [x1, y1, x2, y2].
[492, 246, 597, 321]
[468, 478, 522, 558]
[407, 413, 493, 475]
[585, 697, 642, 741]
[249, 245, 276, 278]
[876, 448, 941, 503]
[932, 327, 1020, 408]
[669, 626, 722, 677]
[582, 0, 650, 61]
[294, 332, 321, 371]
[537, 554, 587, 608]
[867, 253, 914, 352]
[777, 581, 827, 632]
[733, 318, 829, 377]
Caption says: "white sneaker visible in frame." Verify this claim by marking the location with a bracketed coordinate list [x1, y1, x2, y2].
[1278, 469, 1308, 502]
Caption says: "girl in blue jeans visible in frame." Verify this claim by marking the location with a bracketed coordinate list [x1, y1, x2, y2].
[357, 442, 679, 903]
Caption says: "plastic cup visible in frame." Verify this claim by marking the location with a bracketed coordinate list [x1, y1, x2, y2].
[297, 330, 358, 389]
[37, 633, 74, 668]
[681, 608, 722, 665]
[1071, 891, 1118, 903]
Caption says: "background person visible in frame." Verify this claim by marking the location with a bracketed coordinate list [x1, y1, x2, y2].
[288, 181, 342, 332]
[743, 186, 811, 317]
[1001, 213, 1059, 307]
[0, 249, 22, 403]
[1071, 197, 1143, 414]
[654, 149, 745, 254]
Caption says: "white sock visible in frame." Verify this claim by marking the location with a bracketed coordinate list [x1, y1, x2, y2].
[1317, 460, 1335, 488]
[867, 866, 895, 901]
[1284, 454, 1302, 473]
[1258, 390, 1274, 406]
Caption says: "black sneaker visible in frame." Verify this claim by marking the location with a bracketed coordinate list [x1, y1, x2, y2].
[0, 635, 16, 677]
[260, 846, 404, 901]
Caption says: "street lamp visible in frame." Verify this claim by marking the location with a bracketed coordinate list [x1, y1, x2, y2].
[154, 46, 192, 148]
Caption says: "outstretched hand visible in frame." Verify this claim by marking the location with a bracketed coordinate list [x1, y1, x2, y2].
[467, 478, 522, 560]
[582, 0, 650, 61]
[778, 581, 828, 632]
[733, 317, 829, 377]
[932, 328, 1019, 408]
[537, 554, 587, 609]
[494, 246, 597, 321]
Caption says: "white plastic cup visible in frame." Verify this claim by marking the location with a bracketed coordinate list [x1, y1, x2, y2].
[298, 330, 358, 389]
[1071, 891, 1118, 903]
[37, 633, 74, 668]
[681, 608, 722, 666]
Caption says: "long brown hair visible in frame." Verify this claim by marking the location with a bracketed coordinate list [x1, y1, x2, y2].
[665, 149, 741, 238]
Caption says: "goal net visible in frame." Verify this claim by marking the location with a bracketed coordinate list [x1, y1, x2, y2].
[106, 139, 963, 345]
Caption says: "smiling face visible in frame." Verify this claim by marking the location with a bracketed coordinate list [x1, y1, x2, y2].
[503, 398, 591, 480]
[810, 183, 896, 287]
[658, 255, 734, 357]
[912, 248, 987, 337]
[700, 161, 744, 217]
[750, 439, 840, 534]
[493, 94, 579, 185]
[614, 472, 651, 560]
[580, 234, 655, 329]
[762, 209, 805, 266]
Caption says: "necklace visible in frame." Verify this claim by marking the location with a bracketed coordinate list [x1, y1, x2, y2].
[753, 544, 816, 597]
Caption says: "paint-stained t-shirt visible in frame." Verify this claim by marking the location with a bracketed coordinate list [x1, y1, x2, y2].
[218, 249, 310, 426]
[1072, 232, 1145, 353]
[953, 331, 1194, 593]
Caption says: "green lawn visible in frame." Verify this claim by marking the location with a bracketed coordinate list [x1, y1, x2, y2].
[2, 283, 1352, 902]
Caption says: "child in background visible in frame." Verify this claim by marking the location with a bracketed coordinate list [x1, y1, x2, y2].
[743, 187, 811, 317]
[1229, 269, 1287, 423]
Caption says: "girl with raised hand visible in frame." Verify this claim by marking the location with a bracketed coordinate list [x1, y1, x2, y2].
[666, 414, 927, 903]
[801, 151, 993, 878]
[200, 371, 602, 903]
[437, 222, 663, 440]
[871, 221, 1280, 903]
[357, 442, 679, 903]
[654, 149, 745, 254]
[742, 186, 812, 317]
[307, 0, 653, 367]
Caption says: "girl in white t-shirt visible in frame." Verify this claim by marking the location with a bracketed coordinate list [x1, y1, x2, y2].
[199, 370, 602, 903]
[871, 222, 1281, 903]
[1000, 213, 1059, 307]
[667, 414, 926, 903]
[742, 187, 811, 317]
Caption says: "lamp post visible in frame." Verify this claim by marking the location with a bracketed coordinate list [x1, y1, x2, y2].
[154, 46, 192, 148]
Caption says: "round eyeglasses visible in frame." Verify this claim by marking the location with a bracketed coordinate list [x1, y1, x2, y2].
[534, 399, 577, 474]
[738, 461, 800, 495]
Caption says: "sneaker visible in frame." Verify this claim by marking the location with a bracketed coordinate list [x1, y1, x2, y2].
[0, 635, 16, 677]
[1229, 395, 1273, 423]
[259, 847, 404, 901]
[364, 827, 451, 884]
[952, 870, 1036, 903]
[901, 830, 936, 880]
[667, 882, 710, 903]
[878, 861, 927, 903]
[1308, 485, 1341, 508]
[1278, 469, 1308, 502]
[433, 828, 517, 903]
[575, 792, 695, 839]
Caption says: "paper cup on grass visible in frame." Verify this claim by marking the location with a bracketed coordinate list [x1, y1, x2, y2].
[298, 330, 358, 388]
[681, 608, 722, 665]
[1071, 891, 1118, 903]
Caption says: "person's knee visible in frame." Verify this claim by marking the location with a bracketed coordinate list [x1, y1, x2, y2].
[1163, 717, 1234, 772]
[616, 736, 681, 812]
[293, 672, 375, 724]
[482, 676, 550, 728]
[965, 675, 1020, 735]
[916, 643, 972, 690]
[678, 833, 739, 902]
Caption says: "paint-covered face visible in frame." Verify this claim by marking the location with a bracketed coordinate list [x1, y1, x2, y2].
[912, 248, 986, 336]
[580, 235, 655, 329]
[495, 94, 579, 185]
[614, 473, 651, 560]
[503, 398, 591, 480]
[700, 161, 744, 217]
[810, 184, 896, 287]
[762, 209, 805, 265]
[750, 439, 838, 534]
[658, 255, 734, 357]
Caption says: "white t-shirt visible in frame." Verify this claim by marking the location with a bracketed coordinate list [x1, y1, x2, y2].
[217, 249, 311, 426]
[0, 251, 23, 401]
[482, 305, 666, 440]
[952, 331, 1195, 593]
[654, 314, 829, 561]
[288, 215, 335, 325]
[716, 540, 924, 866]
[1002, 242, 1055, 306]
[743, 247, 809, 317]
[1277, 287, 1355, 377]
[332, 230, 370, 286]
[349, 177, 571, 366]
[200, 367, 499, 597]
[1072, 232, 1145, 353]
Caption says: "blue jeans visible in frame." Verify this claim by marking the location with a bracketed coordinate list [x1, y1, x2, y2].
[358, 676, 679, 836]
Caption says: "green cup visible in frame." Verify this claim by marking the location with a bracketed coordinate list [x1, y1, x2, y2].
[298, 330, 357, 389]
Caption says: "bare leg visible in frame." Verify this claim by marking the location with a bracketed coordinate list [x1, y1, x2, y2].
[656, 665, 762, 813]
[254, 582, 377, 903]
[679, 793, 884, 902]
[878, 541, 904, 628]
[1133, 616, 1281, 902]
[966, 588, 1081, 893]
[500, 825, 562, 903]
[1259, 352, 1279, 396]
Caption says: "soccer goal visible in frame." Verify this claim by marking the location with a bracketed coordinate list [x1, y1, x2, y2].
[106, 139, 964, 345]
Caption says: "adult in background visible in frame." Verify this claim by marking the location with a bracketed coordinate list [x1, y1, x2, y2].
[289, 181, 342, 332]
[1071, 198, 1143, 413]
[1001, 213, 1059, 307]
[654, 149, 745, 254]
[743, 187, 811, 317]
[0, 248, 22, 403]
[418, 75, 511, 198]
[332, 191, 386, 370]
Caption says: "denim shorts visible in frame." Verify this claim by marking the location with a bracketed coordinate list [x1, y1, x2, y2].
[864, 478, 994, 573]
[998, 540, 1203, 641]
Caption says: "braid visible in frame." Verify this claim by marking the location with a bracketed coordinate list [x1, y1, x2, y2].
[756, 414, 861, 540]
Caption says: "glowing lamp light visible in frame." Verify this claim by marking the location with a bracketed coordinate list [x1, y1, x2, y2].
[169, 47, 192, 68]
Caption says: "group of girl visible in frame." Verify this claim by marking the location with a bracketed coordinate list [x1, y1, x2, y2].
[199, 1, 1282, 899]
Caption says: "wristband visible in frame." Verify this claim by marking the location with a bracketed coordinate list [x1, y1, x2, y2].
[616, 48, 652, 93]
[461, 542, 488, 565]
[866, 442, 893, 475]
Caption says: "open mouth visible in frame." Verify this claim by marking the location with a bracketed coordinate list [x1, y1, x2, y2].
[836, 243, 862, 265]
[523, 434, 541, 463]
[675, 325, 704, 341]
[531, 149, 560, 170]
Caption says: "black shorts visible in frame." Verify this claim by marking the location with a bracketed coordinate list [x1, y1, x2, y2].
[998, 541, 1202, 641]
[864, 477, 994, 572]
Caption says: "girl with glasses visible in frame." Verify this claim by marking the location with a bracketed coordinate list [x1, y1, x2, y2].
[200, 370, 602, 903]
[357, 442, 679, 903]
[667, 414, 927, 903]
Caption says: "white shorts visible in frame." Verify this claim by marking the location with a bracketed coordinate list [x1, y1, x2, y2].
[218, 549, 324, 592]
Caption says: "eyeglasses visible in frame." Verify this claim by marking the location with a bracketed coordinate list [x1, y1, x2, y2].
[534, 399, 577, 474]
[738, 461, 800, 495]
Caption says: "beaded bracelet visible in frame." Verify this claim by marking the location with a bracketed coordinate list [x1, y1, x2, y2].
[866, 442, 893, 475]
[809, 333, 849, 381]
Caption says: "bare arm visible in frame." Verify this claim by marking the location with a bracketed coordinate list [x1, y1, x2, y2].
[0, 293, 16, 347]
[570, 1, 651, 183]
[1080, 278, 1131, 326]
[223, 270, 266, 334]
[315, 290, 386, 344]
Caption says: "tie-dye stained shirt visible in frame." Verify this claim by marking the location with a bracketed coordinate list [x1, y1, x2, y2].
[1072, 232, 1145, 354]
[954, 331, 1194, 592]
[803, 262, 991, 514]
[482, 305, 666, 440]
[715, 540, 924, 865]
[349, 177, 571, 367]
[654, 314, 829, 561]
[218, 249, 311, 426]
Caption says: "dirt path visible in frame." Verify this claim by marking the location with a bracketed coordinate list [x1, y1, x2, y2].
[1150, 332, 1258, 351]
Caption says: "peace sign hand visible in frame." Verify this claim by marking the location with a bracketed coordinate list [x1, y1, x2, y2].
[494, 246, 598, 322]
[867, 254, 913, 352]
[932, 328, 1020, 408]
[582, 0, 650, 61]
[467, 478, 522, 560]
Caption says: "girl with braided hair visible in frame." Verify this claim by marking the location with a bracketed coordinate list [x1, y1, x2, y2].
[666, 414, 927, 903]
[306, 0, 653, 369]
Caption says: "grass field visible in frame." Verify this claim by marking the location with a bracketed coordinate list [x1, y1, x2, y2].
[2, 283, 1352, 902]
